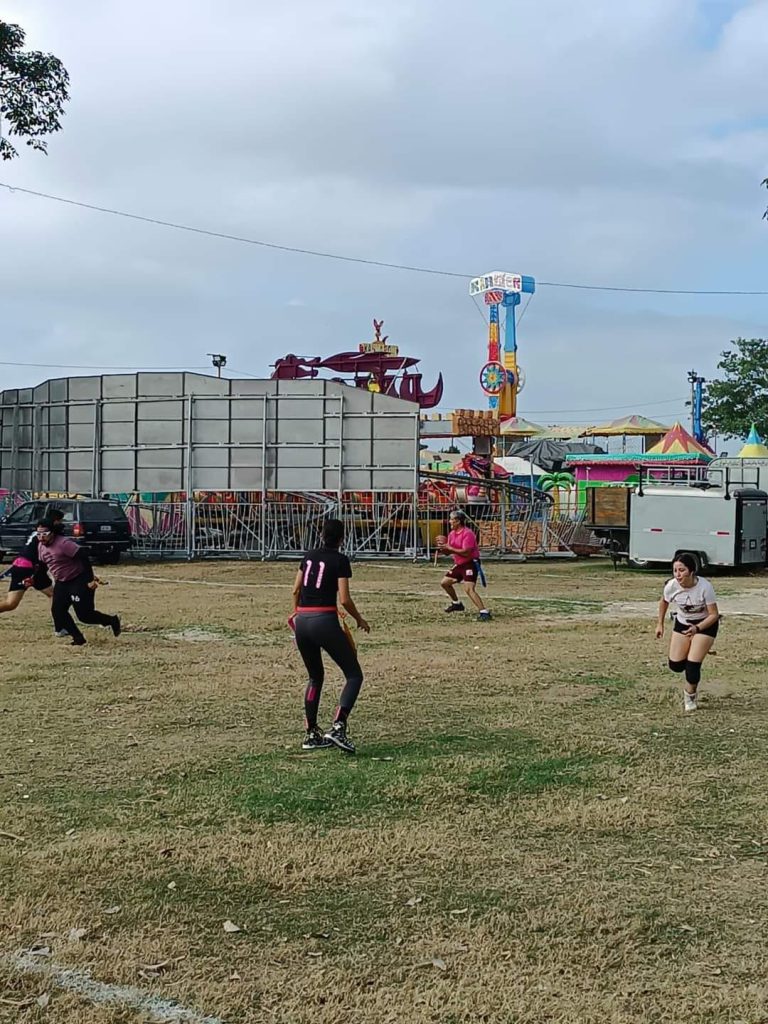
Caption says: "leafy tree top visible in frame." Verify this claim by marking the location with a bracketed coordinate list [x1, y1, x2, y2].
[0, 20, 69, 160]
[702, 337, 768, 442]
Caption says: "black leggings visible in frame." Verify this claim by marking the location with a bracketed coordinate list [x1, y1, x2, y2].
[52, 573, 114, 643]
[294, 611, 364, 728]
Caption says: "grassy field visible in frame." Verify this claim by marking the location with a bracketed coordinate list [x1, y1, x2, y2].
[2, 558, 768, 1023]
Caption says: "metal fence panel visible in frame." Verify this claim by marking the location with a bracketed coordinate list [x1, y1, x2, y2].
[1, 487, 591, 561]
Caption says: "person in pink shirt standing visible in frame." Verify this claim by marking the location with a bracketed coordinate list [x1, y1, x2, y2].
[437, 510, 491, 621]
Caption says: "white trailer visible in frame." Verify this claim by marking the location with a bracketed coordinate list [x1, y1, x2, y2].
[629, 485, 767, 569]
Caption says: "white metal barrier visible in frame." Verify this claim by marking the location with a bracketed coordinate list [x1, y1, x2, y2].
[1, 490, 591, 561]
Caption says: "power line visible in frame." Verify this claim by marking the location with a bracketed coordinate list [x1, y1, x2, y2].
[521, 396, 687, 414]
[0, 359, 213, 371]
[516, 293, 534, 327]
[0, 357, 688, 416]
[225, 367, 263, 379]
[470, 294, 488, 323]
[2, 182, 767, 297]
[0, 355, 689, 413]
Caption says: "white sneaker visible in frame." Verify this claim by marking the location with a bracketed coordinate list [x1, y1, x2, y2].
[54, 629, 69, 638]
[683, 690, 698, 712]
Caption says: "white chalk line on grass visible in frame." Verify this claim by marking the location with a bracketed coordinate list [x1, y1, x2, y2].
[111, 571, 404, 592]
[112, 571, 276, 589]
[109, 572, 768, 619]
[109, 571, 605, 605]
[2, 952, 223, 1024]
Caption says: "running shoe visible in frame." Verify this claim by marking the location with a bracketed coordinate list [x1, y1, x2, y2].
[683, 690, 698, 713]
[444, 602, 465, 613]
[325, 721, 356, 755]
[111, 616, 122, 637]
[302, 727, 332, 751]
[53, 629, 69, 638]
[478, 610, 492, 621]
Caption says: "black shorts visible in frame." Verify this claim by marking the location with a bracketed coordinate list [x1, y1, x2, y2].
[673, 617, 719, 639]
[6, 565, 51, 593]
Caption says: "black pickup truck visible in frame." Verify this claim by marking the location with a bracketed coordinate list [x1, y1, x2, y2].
[0, 498, 132, 564]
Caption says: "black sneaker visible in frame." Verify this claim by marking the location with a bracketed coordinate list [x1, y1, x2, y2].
[444, 602, 465, 613]
[302, 727, 332, 751]
[478, 610, 492, 621]
[324, 722, 356, 755]
[111, 616, 122, 637]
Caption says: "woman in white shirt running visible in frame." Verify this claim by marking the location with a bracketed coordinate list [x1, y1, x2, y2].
[656, 552, 720, 712]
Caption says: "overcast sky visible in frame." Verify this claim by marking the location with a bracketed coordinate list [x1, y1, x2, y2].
[1, 0, 767, 439]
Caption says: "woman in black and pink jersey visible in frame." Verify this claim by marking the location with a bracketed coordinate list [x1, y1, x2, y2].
[290, 518, 370, 754]
[0, 533, 53, 614]
[0, 508, 64, 622]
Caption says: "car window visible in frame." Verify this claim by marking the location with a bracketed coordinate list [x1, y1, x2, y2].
[6, 503, 37, 524]
[44, 501, 76, 523]
[81, 502, 127, 522]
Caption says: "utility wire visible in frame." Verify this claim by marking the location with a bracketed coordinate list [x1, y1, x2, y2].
[0, 359, 687, 416]
[2, 182, 768, 296]
[470, 294, 488, 323]
[0, 359, 213, 371]
[516, 292, 534, 327]
[521, 396, 687, 414]
[0, 362, 688, 414]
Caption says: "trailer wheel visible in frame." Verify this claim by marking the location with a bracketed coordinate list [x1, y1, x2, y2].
[627, 557, 650, 569]
[674, 550, 706, 573]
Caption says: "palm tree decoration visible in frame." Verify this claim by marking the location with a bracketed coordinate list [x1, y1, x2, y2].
[538, 472, 576, 515]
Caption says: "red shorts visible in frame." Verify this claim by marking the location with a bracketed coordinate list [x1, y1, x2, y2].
[446, 561, 477, 583]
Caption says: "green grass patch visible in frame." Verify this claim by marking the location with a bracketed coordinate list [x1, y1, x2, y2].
[17, 730, 603, 835]
[467, 754, 600, 799]
[200, 732, 602, 825]
[22, 729, 609, 834]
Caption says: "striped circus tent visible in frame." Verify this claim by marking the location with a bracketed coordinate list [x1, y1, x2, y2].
[645, 422, 714, 459]
[582, 414, 670, 437]
[737, 424, 768, 459]
[498, 416, 545, 437]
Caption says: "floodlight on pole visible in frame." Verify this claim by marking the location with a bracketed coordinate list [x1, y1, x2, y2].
[687, 369, 706, 443]
[207, 353, 227, 378]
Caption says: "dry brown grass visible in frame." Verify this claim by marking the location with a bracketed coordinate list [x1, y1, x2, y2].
[2, 558, 768, 1023]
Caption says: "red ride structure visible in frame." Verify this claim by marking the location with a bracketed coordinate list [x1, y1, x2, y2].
[271, 319, 444, 409]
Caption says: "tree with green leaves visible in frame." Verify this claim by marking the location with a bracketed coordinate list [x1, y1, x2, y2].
[0, 20, 69, 160]
[702, 338, 768, 441]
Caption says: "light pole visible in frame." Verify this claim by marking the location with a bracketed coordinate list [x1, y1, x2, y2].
[687, 369, 706, 442]
[207, 353, 227, 379]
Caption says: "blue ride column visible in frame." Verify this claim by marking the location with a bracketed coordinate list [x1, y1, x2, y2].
[500, 276, 535, 418]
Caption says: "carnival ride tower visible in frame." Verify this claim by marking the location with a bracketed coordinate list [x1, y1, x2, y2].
[471, 272, 536, 418]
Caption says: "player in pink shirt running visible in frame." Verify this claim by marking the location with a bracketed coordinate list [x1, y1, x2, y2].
[437, 511, 491, 621]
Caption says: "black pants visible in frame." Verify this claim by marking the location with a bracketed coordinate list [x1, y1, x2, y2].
[294, 611, 364, 728]
[52, 573, 113, 643]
